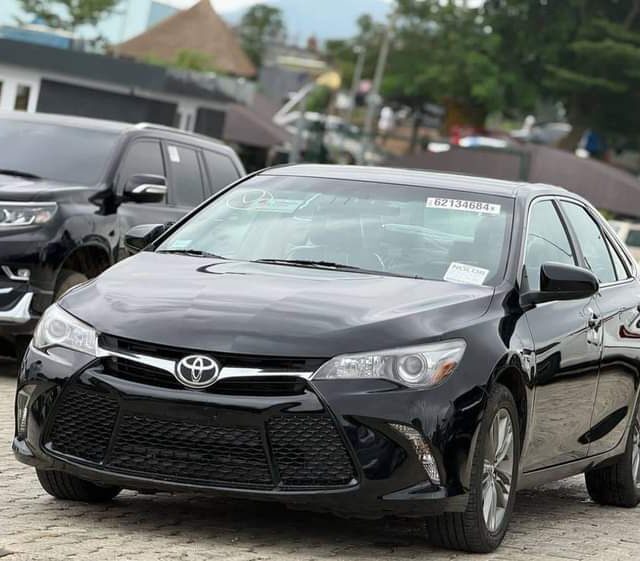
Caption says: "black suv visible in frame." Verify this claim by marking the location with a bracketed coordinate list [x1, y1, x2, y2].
[0, 111, 245, 356]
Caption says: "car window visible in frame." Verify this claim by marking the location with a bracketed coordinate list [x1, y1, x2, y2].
[166, 144, 205, 207]
[118, 140, 165, 195]
[606, 237, 629, 280]
[203, 151, 241, 195]
[561, 202, 617, 283]
[524, 200, 576, 290]
[626, 229, 640, 248]
[156, 175, 514, 286]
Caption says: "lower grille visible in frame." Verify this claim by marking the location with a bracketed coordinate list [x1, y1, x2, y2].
[47, 387, 118, 463]
[109, 415, 273, 487]
[46, 386, 356, 489]
[269, 415, 356, 487]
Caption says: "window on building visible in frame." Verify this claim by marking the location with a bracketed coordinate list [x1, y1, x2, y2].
[14, 84, 31, 111]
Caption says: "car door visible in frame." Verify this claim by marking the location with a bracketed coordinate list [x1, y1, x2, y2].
[560, 201, 640, 457]
[521, 198, 602, 472]
[115, 138, 186, 260]
[162, 141, 208, 213]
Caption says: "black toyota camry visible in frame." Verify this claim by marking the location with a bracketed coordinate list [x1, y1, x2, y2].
[14, 165, 640, 552]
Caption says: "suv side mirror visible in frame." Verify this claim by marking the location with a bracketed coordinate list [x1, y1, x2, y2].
[520, 262, 599, 307]
[123, 174, 167, 203]
[124, 224, 167, 254]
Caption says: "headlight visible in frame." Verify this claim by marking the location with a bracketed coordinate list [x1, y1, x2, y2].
[33, 304, 97, 356]
[312, 340, 466, 387]
[0, 202, 57, 227]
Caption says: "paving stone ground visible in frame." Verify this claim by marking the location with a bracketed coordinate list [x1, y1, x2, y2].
[2, 359, 639, 560]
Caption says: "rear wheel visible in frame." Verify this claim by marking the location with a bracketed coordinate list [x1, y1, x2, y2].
[36, 469, 121, 502]
[426, 383, 520, 553]
[585, 404, 640, 508]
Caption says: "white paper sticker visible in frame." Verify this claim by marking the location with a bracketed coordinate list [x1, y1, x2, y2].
[426, 197, 501, 215]
[168, 145, 180, 163]
[444, 262, 490, 286]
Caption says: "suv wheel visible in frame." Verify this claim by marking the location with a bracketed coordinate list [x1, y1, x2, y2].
[36, 469, 121, 502]
[425, 383, 520, 553]
[585, 403, 640, 508]
[54, 270, 88, 301]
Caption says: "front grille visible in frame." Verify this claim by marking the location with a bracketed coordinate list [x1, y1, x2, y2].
[46, 386, 356, 489]
[109, 415, 273, 487]
[47, 387, 118, 463]
[103, 357, 307, 396]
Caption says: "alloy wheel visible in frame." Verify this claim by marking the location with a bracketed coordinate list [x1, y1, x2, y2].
[633, 413, 640, 488]
[482, 408, 515, 533]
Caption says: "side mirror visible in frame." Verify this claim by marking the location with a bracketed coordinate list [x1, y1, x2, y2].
[123, 174, 167, 203]
[124, 224, 167, 254]
[520, 262, 599, 307]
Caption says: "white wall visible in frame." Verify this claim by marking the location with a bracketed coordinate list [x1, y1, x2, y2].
[0, 65, 40, 112]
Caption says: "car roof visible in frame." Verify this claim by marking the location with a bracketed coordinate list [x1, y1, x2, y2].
[262, 164, 573, 200]
[0, 111, 229, 149]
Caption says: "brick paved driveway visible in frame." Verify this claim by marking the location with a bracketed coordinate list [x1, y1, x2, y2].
[2, 359, 639, 561]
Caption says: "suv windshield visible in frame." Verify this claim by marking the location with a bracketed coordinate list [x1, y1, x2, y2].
[0, 120, 121, 184]
[157, 175, 514, 286]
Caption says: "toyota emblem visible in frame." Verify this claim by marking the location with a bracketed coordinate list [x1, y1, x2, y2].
[175, 355, 220, 389]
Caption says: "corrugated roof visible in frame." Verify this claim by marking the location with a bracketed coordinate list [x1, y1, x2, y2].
[117, 0, 255, 78]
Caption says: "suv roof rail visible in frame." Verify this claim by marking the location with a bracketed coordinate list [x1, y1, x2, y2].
[133, 122, 226, 147]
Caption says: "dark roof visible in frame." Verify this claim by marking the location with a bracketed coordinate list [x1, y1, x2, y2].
[0, 37, 232, 103]
[116, 0, 255, 78]
[223, 104, 290, 149]
[0, 110, 134, 132]
[264, 164, 568, 198]
[390, 145, 640, 218]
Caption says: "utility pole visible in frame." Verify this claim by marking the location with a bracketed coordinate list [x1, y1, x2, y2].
[359, 9, 398, 165]
[345, 45, 366, 125]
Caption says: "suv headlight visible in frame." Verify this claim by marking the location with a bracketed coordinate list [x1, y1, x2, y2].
[33, 304, 97, 356]
[0, 202, 57, 227]
[312, 340, 466, 388]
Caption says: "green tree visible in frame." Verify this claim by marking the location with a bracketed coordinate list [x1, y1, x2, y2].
[144, 49, 219, 73]
[239, 4, 286, 67]
[17, 0, 119, 32]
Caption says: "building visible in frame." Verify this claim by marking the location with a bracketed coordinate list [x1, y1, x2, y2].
[116, 0, 255, 78]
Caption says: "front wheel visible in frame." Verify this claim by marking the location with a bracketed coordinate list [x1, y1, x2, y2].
[585, 404, 640, 508]
[36, 469, 121, 502]
[426, 383, 520, 553]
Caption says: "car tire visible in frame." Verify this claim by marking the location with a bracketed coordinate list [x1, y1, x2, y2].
[36, 469, 121, 502]
[585, 402, 640, 508]
[54, 270, 88, 301]
[425, 383, 520, 553]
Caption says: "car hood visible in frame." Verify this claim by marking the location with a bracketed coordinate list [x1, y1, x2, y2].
[60, 252, 495, 357]
[0, 174, 86, 201]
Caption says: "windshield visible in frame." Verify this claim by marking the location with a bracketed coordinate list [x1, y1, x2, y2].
[157, 175, 514, 286]
[0, 120, 121, 184]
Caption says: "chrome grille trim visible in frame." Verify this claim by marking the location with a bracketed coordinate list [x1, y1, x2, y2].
[95, 346, 314, 381]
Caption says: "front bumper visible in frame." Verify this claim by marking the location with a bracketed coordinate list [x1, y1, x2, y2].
[13, 345, 485, 518]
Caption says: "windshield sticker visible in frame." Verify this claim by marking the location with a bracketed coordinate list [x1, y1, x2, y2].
[168, 145, 180, 163]
[426, 197, 501, 215]
[444, 262, 490, 286]
[226, 190, 302, 213]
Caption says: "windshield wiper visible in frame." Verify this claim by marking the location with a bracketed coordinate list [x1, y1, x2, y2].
[0, 169, 41, 179]
[253, 258, 423, 279]
[157, 249, 226, 259]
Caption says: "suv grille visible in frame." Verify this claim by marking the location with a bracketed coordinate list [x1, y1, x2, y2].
[46, 386, 356, 489]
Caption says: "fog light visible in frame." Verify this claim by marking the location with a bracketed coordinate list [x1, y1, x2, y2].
[2, 265, 30, 281]
[15, 385, 35, 437]
[390, 422, 441, 485]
